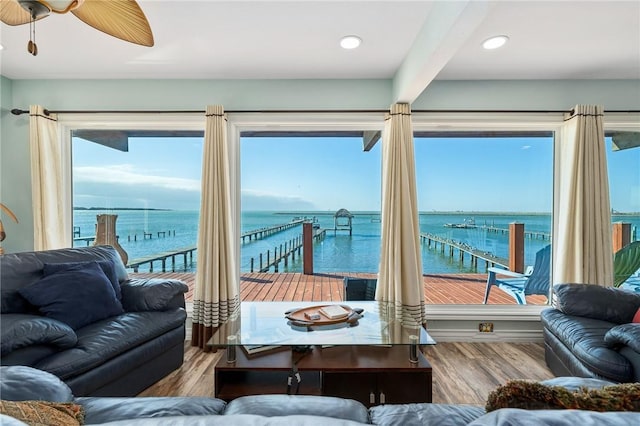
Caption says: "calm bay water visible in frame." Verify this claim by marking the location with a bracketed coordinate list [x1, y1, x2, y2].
[73, 210, 640, 274]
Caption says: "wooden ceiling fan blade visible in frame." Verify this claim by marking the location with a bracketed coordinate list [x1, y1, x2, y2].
[71, 0, 153, 47]
[0, 0, 36, 25]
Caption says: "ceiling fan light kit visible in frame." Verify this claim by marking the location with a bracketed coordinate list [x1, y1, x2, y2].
[1, 0, 154, 56]
[18, 0, 83, 18]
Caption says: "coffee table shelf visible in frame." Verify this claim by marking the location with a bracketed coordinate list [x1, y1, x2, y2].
[214, 345, 432, 407]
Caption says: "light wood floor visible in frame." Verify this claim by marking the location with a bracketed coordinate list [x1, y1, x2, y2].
[140, 341, 554, 406]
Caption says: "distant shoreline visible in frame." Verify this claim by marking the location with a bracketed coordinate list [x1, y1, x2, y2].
[73, 207, 172, 211]
[272, 210, 640, 216]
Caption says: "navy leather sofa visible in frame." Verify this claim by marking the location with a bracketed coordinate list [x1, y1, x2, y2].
[541, 283, 640, 383]
[0, 245, 188, 396]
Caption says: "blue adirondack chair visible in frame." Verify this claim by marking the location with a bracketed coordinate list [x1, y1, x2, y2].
[343, 277, 377, 301]
[483, 244, 551, 304]
[614, 240, 640, 290]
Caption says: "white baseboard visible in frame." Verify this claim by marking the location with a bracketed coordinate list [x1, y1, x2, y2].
[428, 328, 543, 342]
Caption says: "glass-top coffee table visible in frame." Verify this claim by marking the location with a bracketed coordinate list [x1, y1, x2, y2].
[208, 301, 435, 406]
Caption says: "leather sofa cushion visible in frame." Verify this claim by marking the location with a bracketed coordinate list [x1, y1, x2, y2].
[605, 323, 640, 352]
[541, 376, 616, 391]
[468, 408, 640, 426]
[19, 262, 124, 330]
[1, 345, 60, 366]
[554, 283, 640, 324]
[76, 397, 226, 424]
[0, 414, 28, 425]
[369, 403, 484, 426]
[34, 309, 186, 379]
[93, 414, 370, 425]
[541, 309, 633, 382]
[224, 395, 369, 424]
[0, 366, 74, 402]
[1, 314, 77, 356]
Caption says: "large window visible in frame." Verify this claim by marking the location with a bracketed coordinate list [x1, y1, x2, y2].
[606, 133, 640, 288]
[240, 135, 381, 274]
[64, 112, 640, 315]
[414, 133, 554, 305]
[71, 134, 203, 273]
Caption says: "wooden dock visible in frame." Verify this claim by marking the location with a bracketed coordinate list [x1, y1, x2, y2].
[74, 236, 98, 246]
[241, 219, 306, 243]
[127, 246, 197, 273]
[126, 228, 328, 273]
[250, 229, 327, 273]
[420, 233, 508, 270]
[129, 271, 548, 305]
[478, 225, 551, 241]
[73, 230, 176, 246]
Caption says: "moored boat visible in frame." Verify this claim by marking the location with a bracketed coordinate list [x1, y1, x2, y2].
[444, 217, 476, 229]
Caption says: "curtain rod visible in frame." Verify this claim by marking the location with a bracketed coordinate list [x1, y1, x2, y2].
[10, 108, 640, 116]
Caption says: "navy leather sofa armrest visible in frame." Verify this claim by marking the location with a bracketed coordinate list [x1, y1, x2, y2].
[1, 314, 77, 356]
[605, 323, 640, 353]
[120, 278, 188, 312]
[0, 366, 75, 402]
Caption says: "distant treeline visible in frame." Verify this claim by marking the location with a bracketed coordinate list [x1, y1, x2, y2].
[73, 207, 171, 211]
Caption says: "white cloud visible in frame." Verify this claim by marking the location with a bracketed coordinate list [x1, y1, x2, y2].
[521, 145, 531, 150]
[242, 189, 316, 210]
[74, 165, 200, 192]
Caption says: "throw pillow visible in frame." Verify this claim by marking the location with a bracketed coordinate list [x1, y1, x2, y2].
[633, 307, 640, 323]
[486, 380, 640, 412]
[19, 262, 124, 330]
[0, 401, 84, 426]
[43, 260, 122, 300]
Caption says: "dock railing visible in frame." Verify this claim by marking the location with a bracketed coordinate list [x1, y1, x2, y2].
[477, 225, 551, 241]
[127, 246, 197, 273]
[249, 228, 326, 273]
[420, 233, 508, 271]
[241, 219, 306, 243]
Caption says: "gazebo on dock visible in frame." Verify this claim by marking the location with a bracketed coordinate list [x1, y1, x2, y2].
[334, 208, 354, 236]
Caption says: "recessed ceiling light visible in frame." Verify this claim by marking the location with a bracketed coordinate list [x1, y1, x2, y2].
[0, 44, 4, 51]
[482, 35, 509, 50]
[340, 35, 362, 50]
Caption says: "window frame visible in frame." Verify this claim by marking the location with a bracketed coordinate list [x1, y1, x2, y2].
[58, 110, 640, 340]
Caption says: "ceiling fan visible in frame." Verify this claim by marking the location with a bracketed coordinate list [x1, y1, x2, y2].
[0, 0, 154, 56]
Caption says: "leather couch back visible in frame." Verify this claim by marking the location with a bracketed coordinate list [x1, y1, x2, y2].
[554, 283, 640, 324]
[1, 246, 128, 313]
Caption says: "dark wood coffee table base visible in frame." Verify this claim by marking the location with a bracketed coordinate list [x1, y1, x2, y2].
[214, 345, 432, 407]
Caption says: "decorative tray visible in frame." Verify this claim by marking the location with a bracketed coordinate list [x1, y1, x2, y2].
[284, 304, 361, 326]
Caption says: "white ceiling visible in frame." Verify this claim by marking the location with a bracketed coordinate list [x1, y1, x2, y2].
[0, 0, 638, 90]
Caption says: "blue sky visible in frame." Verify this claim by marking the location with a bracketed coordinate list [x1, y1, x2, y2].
[72, 135, 639, 213]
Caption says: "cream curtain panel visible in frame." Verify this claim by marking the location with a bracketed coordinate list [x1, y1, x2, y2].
[553, 105, 613, 286]
[29, 105, 70, 250]
[376, 103, 426, 326]
[191, 105, 240, 350]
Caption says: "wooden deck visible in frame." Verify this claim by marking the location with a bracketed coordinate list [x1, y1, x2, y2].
[130, 272, 548, 305]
